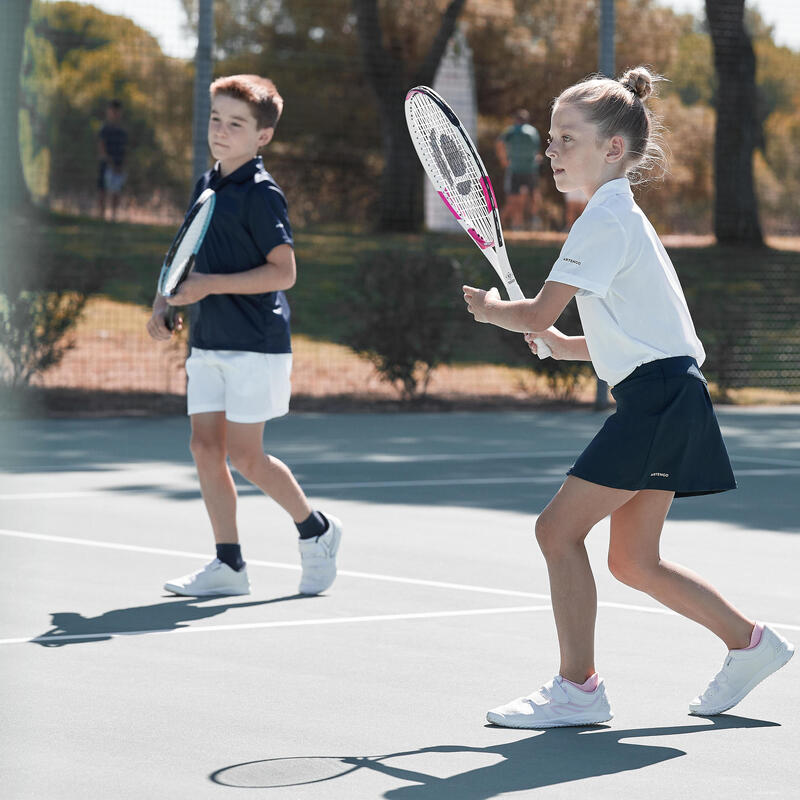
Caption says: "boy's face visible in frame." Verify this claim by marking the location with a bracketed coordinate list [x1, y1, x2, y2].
[208, 94, 273, 172]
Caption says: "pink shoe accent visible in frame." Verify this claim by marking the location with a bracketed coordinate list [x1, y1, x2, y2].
[563, 673, 600, 693]
[740, 622, 764, 650]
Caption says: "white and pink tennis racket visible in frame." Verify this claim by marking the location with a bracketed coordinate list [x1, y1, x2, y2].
[404, 85, 551, 358]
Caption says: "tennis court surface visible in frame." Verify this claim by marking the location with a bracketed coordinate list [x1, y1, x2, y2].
[2, 407, 798, 799]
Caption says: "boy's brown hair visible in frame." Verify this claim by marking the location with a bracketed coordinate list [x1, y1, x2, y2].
[209, 75, 283, 131]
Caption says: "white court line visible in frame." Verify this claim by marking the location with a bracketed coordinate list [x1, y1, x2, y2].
[0, 605, 555, 646]
[1, 529, 799, 636]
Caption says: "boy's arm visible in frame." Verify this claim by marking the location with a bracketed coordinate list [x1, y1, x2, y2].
[165, 244, 296, 306]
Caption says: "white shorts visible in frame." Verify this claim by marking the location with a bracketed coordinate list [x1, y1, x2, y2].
[186, 348, 292, 423]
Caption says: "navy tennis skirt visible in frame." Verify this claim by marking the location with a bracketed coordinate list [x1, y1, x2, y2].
[568, 356, 736, 498]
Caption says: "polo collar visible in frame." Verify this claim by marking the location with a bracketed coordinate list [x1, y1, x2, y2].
[211, 155, 264, 187]
[585, 177, 632, 210]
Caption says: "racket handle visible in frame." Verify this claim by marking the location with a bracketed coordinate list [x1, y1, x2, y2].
[531, 337, 552, 359]
[164, 306, 177, 332]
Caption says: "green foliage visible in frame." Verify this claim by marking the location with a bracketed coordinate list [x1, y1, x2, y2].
[344, 247, 463, 400]
[0, 289, 88, 387]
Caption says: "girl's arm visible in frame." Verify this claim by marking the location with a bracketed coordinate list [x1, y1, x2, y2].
[463, 280, 578, 334]
[166, 244, 296, 306]
[524, 330, 591, 361]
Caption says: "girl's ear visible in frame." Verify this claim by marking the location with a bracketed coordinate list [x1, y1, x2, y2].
[606, 135, 626, 163]
[257, 127, 274, 149]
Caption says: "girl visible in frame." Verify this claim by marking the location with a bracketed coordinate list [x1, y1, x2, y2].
[463, 67, 794, 728]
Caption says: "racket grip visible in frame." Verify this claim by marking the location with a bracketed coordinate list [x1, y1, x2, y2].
[164, 306, 177, 332]
[532, 337, 552, 359]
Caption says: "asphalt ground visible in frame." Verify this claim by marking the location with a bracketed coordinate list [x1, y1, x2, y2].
[1, 408, 798, 799]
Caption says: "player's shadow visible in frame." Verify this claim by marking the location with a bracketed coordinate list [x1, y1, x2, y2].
[210, 715, 777, 797]
[31, 593, 315, 647]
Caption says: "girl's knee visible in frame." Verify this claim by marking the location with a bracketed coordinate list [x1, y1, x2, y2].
[607, 551, 653, 590]
[534, 512, 585, 557]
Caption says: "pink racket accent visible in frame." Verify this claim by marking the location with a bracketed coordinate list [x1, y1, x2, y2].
[479, 177, 493, 212]
[437, 190, 462, 220]
[467, 228, 494, 249]
[405, 89, 423, 100]
[481, 176, 498, 212]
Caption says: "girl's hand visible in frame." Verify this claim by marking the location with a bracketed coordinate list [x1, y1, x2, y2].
[165, 273, 212, 306]
[525, 329, 566, 360]
[463, 285, 501, 324]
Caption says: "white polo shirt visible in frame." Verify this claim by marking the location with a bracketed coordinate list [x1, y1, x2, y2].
[546, 178, 705, 385]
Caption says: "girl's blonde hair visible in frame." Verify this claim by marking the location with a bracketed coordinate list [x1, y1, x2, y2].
[555, 66, 667, 184]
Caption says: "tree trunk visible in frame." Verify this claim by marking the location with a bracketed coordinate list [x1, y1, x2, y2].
[0, 0, 33, 217]
[354, 0, 467, 231]
[705, 0, 763, 245]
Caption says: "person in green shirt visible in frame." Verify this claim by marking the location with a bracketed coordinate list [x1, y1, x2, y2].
[496, 109, 543, 230]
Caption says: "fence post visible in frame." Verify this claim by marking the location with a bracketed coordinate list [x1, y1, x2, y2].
[594, 0, 614, 411]
[192, 0, 214, 182]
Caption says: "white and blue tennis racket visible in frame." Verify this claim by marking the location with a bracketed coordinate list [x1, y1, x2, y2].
[404, 86, 551, 358]
[157, 187, 216, 331]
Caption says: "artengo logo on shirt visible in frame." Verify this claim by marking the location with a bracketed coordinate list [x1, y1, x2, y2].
[563, 257, 581, 266]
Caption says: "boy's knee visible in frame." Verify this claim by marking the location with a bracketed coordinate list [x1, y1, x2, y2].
[189, 434, 226, 465]
[227, 446, 265, 478]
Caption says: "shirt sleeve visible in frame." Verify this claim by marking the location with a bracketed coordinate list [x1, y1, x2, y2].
[247, 181, 294, 258]
[546, 205, 627, 298]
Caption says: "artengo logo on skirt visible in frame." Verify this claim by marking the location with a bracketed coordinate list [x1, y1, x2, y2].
[650, 472, 670, 478]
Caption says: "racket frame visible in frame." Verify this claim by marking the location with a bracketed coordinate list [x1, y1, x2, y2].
[405, 86, 551, 358]
[157, 187, 216, 331]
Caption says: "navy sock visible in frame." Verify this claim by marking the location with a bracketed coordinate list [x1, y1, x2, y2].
[216, 543, 245, 571]
[296, 510, 329, 540]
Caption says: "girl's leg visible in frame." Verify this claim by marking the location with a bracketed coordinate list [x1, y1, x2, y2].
[225, 420, 313, 523]
[608, 490, 754, 650]
[535, 477, 637, 684]
[190, 412, 239, 544]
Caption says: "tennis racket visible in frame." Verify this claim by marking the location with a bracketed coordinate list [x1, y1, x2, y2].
[157, 187, 216, 331]
[404, 86, 552, 358]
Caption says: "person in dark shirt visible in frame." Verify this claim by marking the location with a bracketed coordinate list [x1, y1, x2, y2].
[97, 99, 128, 220]
[146, 75, 342, 598]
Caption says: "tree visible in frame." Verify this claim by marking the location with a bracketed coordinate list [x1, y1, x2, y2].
[0, 0, 33, 216]
[705, 0, 763, 245]
[353, 0, 467, 231]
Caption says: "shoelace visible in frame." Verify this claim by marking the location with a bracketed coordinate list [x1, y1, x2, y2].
[703, 671, 730, 698]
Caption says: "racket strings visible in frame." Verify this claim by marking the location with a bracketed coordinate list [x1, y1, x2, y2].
[160, 204, 214, 296]
[406, 93, 495, 245]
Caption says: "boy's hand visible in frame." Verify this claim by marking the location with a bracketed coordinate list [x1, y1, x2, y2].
[166, 273, 212, 307]
[463, 285, 501, 324]
[146, 295, 180, 340]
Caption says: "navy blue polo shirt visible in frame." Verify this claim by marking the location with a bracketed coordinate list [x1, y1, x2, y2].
[187, 156, 293, 354]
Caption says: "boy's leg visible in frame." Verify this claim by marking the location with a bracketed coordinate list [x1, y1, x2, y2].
[535, 476, 637, 683]
[225, 420, 312, 522]
[608, 490, 754, 649]
[190, 412, 239, 543]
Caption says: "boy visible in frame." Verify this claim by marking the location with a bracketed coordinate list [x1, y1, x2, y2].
[146, 74, 341, 597]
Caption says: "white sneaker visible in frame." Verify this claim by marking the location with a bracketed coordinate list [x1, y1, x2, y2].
[689, 624, 794, 716]
[486, 676, 613, 728]
[298, 515, 342, 595]
[164, 559, 251, 597]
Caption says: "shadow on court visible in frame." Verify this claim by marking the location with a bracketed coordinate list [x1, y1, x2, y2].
[209, 715, 778, 798]
[31, 593, 316, 647]
[2, 411, 799, 532]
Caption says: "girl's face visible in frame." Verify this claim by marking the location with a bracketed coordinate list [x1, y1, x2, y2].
[545, 102, 626, 199]
[208, 94, 273, 176]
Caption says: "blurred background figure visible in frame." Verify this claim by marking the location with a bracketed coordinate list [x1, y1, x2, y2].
[496, 109, 543, 231]
[564, 188, 587, 231]
[97, 99, 128, 220]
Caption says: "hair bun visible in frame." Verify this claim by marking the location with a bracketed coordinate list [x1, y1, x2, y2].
[620, 67, 653, 101]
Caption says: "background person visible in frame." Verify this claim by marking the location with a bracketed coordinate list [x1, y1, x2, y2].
[496, 109, 543, 231]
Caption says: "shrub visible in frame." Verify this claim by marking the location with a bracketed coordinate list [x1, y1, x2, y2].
[345, 247, 462, 400]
